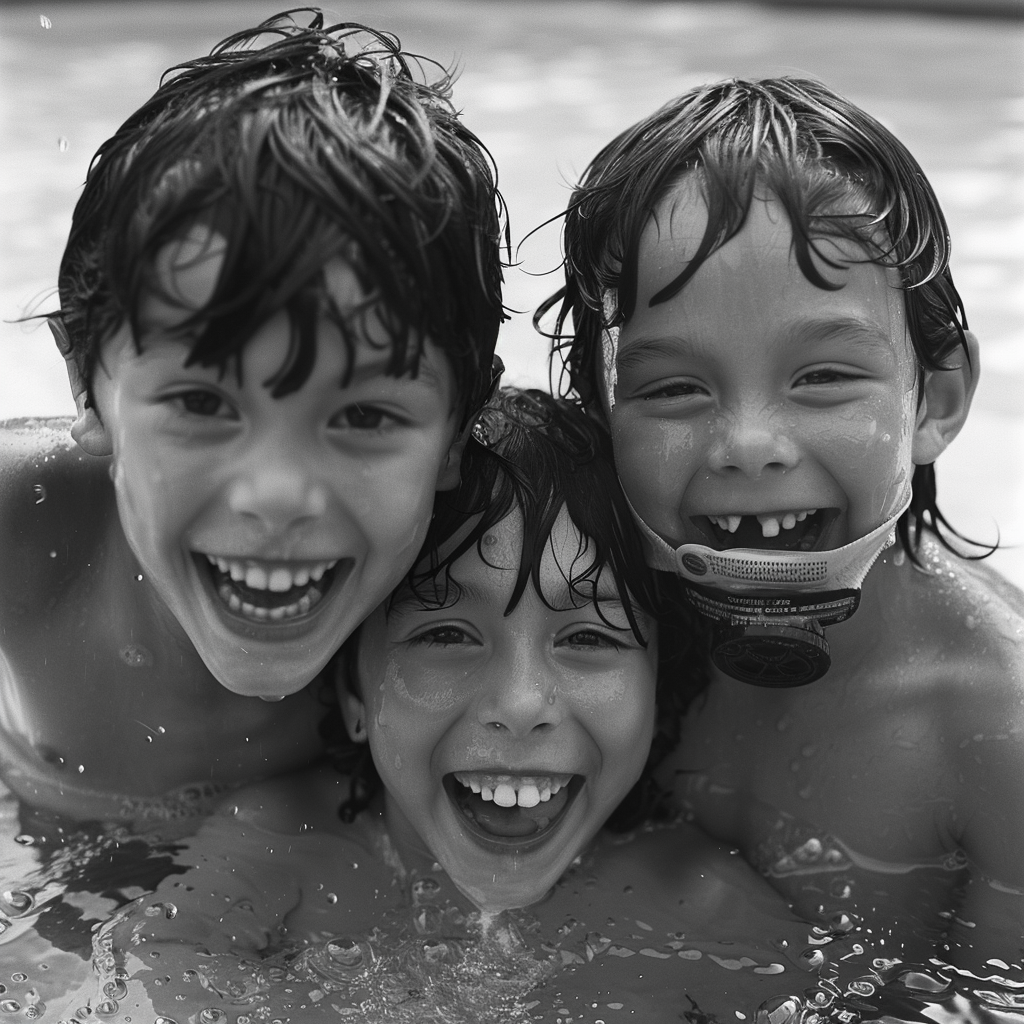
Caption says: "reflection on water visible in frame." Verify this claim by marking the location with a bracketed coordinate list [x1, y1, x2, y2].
[0, 1, 1022, 1017]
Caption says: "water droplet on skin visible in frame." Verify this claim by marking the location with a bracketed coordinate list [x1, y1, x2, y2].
[119, 644, 152, 668]
[8, 975, 25, 985]
[326, 892, 337, 904]
[39, 15, 52, 28]
[57, 137, 68, 153]
[32, 484, 45, 503]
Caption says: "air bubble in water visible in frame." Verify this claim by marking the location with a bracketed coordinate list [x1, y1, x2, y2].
[39, 15, 52, 28]
[0, 1001, 20, 1014]
[143, 901, 176, 919]
[198, 1010, 227, 1024]
[32, 485, 45, 504]
[94, 1001, 119, 1017]
[24, 1007, 43, 1021]
[154, 1017, 179, 1024]
[8, 975, 26, 984]
[102, 981, 128, 1000]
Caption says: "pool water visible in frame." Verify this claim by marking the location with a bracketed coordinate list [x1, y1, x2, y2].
[0, 1, 1022, 1018]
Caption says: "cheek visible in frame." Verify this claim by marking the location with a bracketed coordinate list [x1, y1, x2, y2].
[611, 414, 698, 515]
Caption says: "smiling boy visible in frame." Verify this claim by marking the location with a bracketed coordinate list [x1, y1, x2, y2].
[0, 11, 506, 822]
[546, 78, 1024, 968]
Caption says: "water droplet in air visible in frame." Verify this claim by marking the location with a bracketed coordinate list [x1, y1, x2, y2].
[76, 765, 84, 774]
[135, 574, 143, 582]
[326, 892, 337, 904]
[32, 484, 45, 503]
[39, 15, 51, 28]
[57, 138, 68, 153]
[49, 551, 56, 558]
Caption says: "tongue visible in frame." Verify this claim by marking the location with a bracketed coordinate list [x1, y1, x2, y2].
[462, 786, 571, 838]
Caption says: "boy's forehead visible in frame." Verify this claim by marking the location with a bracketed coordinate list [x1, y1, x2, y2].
[626, 179, 909, 354]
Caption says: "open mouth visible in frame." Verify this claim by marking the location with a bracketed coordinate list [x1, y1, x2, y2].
[195, 554, 353, 624]
[444, 771, 583, 853]
[696, 508, 837, 553]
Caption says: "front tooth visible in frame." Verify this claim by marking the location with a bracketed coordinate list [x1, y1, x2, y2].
[493, 783, 517, 808]
[517, 785, 541, 808]
[757, 515, 781, 538]
[781, 513, 796, 530]
[229, 562, 246, 582]
[469, 779, 481, 794]
[727, 515, 741, 533]
[268, 568, 293, 592]
[294, 568, 310, 588]
[246, 566, 269, 590]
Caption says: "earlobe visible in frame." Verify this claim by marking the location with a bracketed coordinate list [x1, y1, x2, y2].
[339, 687, 369, 744]
[911, 330, 980, 466]
[49, 319, 113, 457]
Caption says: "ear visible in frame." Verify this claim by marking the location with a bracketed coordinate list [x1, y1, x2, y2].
[338, 686, 368, 744]
[49, 319, 112, 457]
[911, 330, 979, 466]
[435, 421, 471, 492]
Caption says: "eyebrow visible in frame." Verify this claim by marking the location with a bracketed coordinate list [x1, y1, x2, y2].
[616, 313, 894, 372]
[343, 349, 446, 392]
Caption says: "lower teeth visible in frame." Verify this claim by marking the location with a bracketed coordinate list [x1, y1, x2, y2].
[218, 584, 319, 622]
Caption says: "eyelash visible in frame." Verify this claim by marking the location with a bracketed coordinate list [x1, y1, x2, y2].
[166, 389, 236, 419]
[409, 625, 474, 648]
[558, 628, 628, 651]
[640, 381, 708, 400]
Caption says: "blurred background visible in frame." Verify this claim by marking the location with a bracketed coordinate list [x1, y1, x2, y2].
[1, 0, 1022, 584]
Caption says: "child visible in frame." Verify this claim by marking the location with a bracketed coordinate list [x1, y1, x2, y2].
[59, 391, 818, 1023]
[543, 77, 1024, 969]
[0, 9, 506, 822]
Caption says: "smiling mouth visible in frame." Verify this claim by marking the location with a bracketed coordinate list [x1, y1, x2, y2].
[195, 554, 353, 624]
[697, 508, 837, 552]
[445, 772, 582, 852]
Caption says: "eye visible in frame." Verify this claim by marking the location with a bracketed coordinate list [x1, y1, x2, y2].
[409, 625, 475, 648]
[794, 368, 859, 387]
[640, 380, 708, 400]
[168, 389, 235, 419]
[558, 628, 627, 651]
[333, 404, 399, 430]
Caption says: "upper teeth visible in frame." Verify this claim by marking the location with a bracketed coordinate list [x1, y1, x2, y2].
[454, 772, 572, 809]
[710, 510, 817, 538]
[206, 556, 337, 591]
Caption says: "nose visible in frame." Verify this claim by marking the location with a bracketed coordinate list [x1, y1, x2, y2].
[707, 401, 800, 478]
[227, 441, 330, 531]
[475, 645, 562, 739]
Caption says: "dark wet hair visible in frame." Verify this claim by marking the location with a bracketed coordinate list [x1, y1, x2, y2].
[53, 8, 507, 423]
[538, 76, 983, 562]
[326, 387, 708, 830]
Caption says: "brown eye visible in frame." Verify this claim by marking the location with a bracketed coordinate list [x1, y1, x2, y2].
[174, 390, 232, 417]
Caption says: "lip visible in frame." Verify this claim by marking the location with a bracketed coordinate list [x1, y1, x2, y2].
[190, 552, 356, 642]
[443, 772, 585, 855]
[689, 507, 842, 552]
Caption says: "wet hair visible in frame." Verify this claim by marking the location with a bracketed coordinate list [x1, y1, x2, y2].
[538, 76, 984, 562]
[325, 387, 708, 830]
[53, 8, 507, 423]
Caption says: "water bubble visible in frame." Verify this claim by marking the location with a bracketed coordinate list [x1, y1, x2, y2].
[57, 138, 68, 153]
[847, 980, 875, 997]
[143, 902, 177, 919]
[326, 892, 338, 904]
[32, 485, 45, 504]
[0, 1002, 20, 1014]
[413, 904, 443, 934]
[9, 975, 26, 984]
[421, 938, 448, 962]
[754, 996, 802, 1024]
[119, 644, 153, 668]
[326, 937, 364, 967]
[13, 836, 33, 846]
[24, 1007, 43, 1021]
[182, 969, 199, 982]
[411, 877, 441, 903]
[39, 15, 52, 28]
[102, 981, 128, 1000]
[2, 892, 33, 915]
[198, 1011, 227, 1024]
[154, 1018, 179, 1024]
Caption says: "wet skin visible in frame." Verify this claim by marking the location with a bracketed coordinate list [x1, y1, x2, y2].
[0, 233, 464, 812]
[604, 177, 1024, 967]
[83, 235, 462, 699]
[608, 179, 922, 554]
[341, 506, 658, 912]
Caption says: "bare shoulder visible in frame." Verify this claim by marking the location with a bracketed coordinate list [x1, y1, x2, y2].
[219, 764, 351, 837]
[0, 417, 116, 614]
